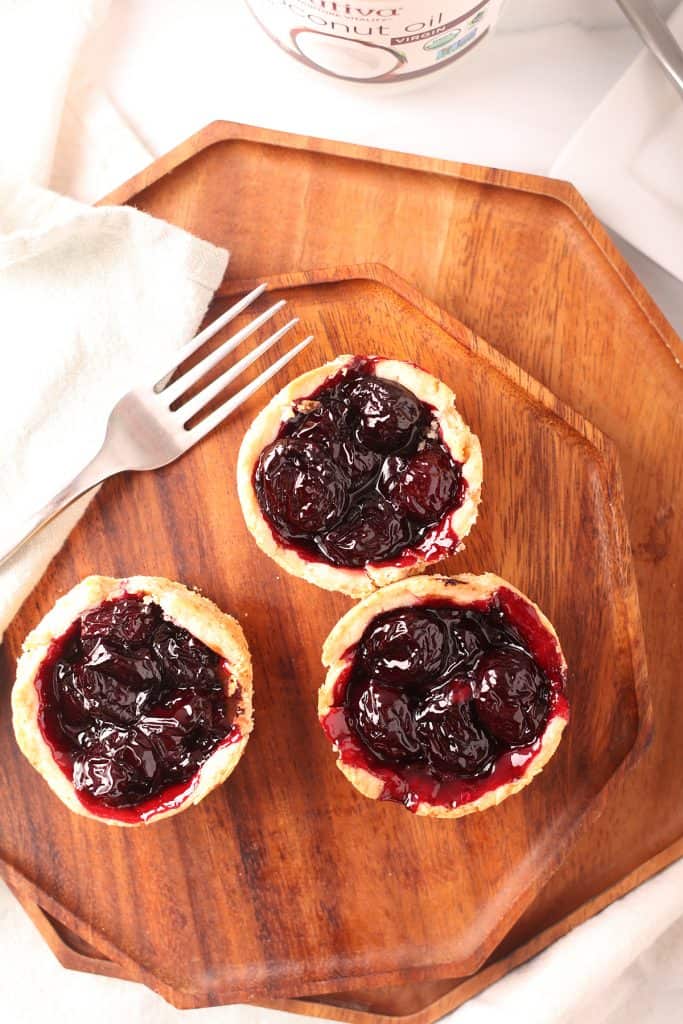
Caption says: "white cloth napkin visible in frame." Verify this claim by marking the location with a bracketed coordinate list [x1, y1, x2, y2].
[552, 2, 683, 282]
[634, 106, 683, 216]
[454, 858, 683, 1024]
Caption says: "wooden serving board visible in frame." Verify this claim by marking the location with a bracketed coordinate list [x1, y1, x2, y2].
[1, 122, 681, 1020]
[0, 263, 647, 1007]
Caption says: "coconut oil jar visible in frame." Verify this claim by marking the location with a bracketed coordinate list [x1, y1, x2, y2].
[246, 0, 505, 83]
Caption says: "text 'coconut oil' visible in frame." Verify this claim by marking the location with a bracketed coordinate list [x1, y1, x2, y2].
[246, 0, 505, 83]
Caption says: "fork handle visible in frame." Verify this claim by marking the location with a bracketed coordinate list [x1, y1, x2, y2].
[0, 449, 114, 570]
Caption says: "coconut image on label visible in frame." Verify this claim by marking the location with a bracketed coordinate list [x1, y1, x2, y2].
[291, 28, 406, 80]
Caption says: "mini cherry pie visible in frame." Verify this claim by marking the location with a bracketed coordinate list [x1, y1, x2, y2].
[12, 575, 253, 826]
[237, 355, 482, 597]
[318, 573, 568, 817]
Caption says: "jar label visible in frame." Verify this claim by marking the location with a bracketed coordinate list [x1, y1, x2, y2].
[247, 0, 504, 82]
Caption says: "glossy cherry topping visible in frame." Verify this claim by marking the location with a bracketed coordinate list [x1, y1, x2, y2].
[359, 608, 447, 685]
[36, 595, 240, 818]
[475, 648, 549, 746]
[257, 439, 348, 535]
[414, 683, 494, 777]
[322, 589, 568, 811]
[254, 359, 466, 568]
[380, 448, 462, 524]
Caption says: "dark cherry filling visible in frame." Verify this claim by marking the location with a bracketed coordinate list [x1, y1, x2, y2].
[257, 439, 348, 535]
[254, 358, 466, 568]
[36, 595, 240, 821]
[322, 588, 568, 811]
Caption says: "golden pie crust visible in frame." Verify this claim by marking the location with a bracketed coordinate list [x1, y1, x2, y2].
[237, 355, 483, 598]
[12, 574, 253, 827]
[319, 572, 568, 818]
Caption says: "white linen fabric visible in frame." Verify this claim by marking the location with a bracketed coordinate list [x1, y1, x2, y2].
[553, 2, 683, 282]
[454, 858, 683, 1024]
[0, 2, 680, 1023]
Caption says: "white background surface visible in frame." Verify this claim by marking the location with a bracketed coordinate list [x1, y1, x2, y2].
[2, 1, 682, 1023]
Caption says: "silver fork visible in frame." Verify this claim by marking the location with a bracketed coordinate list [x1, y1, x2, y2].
[0, 284, 312, 568]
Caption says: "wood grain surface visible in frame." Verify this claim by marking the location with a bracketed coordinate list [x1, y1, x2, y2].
[11, 835, 683, 1023]
[0, 261, 647, 1006]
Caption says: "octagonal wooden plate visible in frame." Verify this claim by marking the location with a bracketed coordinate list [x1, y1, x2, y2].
[0, 264, 649, 1007]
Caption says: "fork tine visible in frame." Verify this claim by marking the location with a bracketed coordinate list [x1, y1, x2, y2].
[188, 336, 314, 442]
[151, 283, 268, 391]
[160, 299, 287, 404]
[178, 317, 300, 423]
